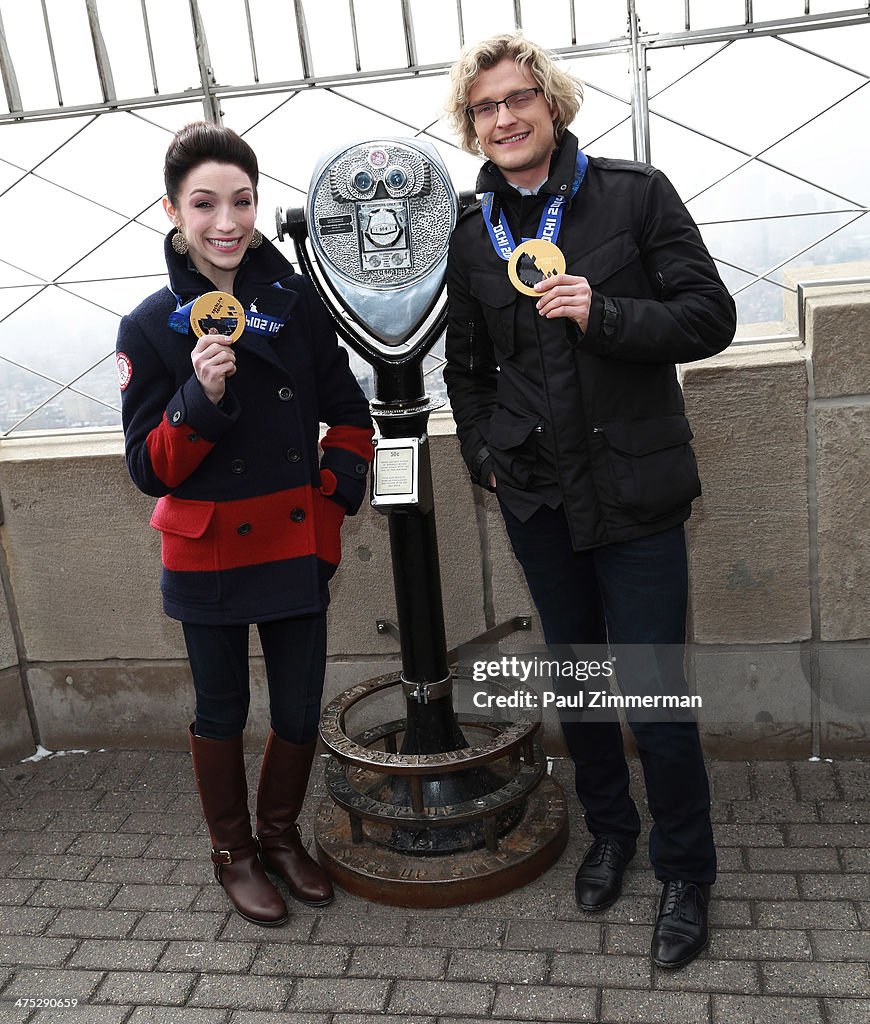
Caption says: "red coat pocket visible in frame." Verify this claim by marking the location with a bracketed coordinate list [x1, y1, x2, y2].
[150, 496, 217, 572]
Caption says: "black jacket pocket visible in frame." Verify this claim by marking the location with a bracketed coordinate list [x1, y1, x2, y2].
[469, 269, 517, 358]
[485, 408, 541, 489]
[571, 230, 641, 287]
[597, 415, 701, 522]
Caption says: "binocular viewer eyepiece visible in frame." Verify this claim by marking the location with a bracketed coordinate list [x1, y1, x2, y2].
[276, 139, 474, 393]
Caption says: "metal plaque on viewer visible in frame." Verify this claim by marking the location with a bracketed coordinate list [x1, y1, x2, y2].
[371, 437, 420, 508]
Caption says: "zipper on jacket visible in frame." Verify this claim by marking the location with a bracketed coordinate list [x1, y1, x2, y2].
[656, 270, 668, 298]
[468, 321, 475, 372]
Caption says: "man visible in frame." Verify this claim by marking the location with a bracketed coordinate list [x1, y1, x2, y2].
[443, 33, 736, 969]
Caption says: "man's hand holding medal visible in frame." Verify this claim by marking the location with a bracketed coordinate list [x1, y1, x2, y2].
[505, 236, 592, 332]
[533, 272, 592, 332]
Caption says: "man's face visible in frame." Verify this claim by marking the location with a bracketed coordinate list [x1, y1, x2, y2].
[467, 57, 557, 188]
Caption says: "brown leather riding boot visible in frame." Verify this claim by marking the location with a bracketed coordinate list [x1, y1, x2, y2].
[256, 731, 334, 907]
[188, 725, 288, 926]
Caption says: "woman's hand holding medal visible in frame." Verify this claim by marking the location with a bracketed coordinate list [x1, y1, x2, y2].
[192, 332, 237, 404]
[189, 291, 244, 404]
[533, 273, 592, 332]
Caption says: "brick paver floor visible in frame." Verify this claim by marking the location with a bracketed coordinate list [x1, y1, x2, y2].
[0, 750, 867, 1023]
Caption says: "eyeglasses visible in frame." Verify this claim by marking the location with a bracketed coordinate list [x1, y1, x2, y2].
[465, 88, 543, 124]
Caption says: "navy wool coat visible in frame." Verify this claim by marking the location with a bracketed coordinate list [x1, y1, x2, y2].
[117, 233, 374, 625]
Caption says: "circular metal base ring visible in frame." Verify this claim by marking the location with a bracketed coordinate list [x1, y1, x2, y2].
[370, 395, 446, 418]
[319, 673, 540, 775]
[314, 775, 569, 907]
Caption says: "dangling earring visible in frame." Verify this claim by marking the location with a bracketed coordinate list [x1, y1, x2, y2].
[171, 230, 189, 255]
[248, 228, 263, 250]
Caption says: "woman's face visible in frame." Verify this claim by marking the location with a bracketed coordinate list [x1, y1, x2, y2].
[164, 160, 257, 292]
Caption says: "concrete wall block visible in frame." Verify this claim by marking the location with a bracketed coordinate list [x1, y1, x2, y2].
[0, 666, 36, 764]
[0, 574, 17, 670]
[815, 406, 870, 641]
[682, 350, 811, 643]
[27, 662, 198, 751]
[23, 656, 408, 755]
[0, 449, 186, 663]
[429, 430, 488, 647]
[470, 490, 552, 744]
[691, 645, 813, 758]
[817, 644, 870, 757]
[484, 492, 544, 646]
[697, 723, 812, 760]
[806, 291, 870, 399]
[0, 431, 487, 665]
[327, 430, 487, 657]
[325, 499, 398, 657]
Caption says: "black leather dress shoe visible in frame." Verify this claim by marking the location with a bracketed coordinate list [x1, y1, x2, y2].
[650, 880, 710, 968]
[574, 836, 636, 911]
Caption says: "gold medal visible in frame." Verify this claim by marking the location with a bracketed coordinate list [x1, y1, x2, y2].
[507, 239, 566, 296]
[190, 291, 245, 343]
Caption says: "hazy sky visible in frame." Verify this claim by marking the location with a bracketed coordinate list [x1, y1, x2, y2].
[0, 0, 867, 432]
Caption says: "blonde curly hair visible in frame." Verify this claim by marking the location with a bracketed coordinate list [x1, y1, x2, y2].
[445, 33, 584, 155]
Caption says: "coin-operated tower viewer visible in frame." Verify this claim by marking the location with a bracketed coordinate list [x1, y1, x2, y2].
[277, 138, 568, 905]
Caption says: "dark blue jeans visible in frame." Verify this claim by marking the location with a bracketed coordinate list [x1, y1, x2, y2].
[499, 501, 716, 884]
[182, 613, 327, 745]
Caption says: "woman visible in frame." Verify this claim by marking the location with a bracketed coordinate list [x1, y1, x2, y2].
[117, 122, 374, 926]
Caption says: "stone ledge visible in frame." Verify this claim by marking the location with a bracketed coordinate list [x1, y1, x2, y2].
[0, 429, 125, 462]
[807, 292, 870, 399]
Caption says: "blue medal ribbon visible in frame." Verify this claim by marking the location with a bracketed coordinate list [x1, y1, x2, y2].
[242, 309, 286, 336]
[167, 284, 288, 337]
[481, 151, 589, 262]
[168, 298, 197, 336]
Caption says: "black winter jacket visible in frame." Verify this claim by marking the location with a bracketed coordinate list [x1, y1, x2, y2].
[444, 132, 737, 551]
[117, 233, 374, 625]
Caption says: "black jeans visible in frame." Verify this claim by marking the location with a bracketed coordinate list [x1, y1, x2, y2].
[499, 501, 716, 884]
[182, 613, 327, 745]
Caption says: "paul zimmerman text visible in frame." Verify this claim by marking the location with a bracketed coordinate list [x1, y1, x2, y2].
[472, 690, 703, 710]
